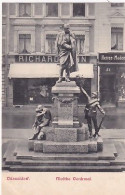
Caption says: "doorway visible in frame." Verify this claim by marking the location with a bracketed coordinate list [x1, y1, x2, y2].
[13, 79, 28, 105]
[100, 74, 116, 104]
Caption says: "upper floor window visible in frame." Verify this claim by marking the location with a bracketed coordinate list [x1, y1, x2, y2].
[76, 35, 85, 54]
[111, 27, 123, 50]
[111, 3, 124, 7]
[19, 3, 31, 17]
[46, 3, 58, 17]
[73, 3, 85, 17]
[46, 34, 56, 54]
[19, 34, 31, 54]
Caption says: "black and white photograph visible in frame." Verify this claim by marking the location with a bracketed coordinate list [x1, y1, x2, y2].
[1, 0, 125, 194]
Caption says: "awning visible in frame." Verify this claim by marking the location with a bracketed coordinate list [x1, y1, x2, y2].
[70, 64, 94, 78]
[8, 63, 94, 79]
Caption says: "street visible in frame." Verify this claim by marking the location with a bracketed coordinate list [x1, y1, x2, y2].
[2, 106, 125, 129]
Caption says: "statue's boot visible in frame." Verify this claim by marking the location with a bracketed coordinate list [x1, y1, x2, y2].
[65, 77, 70, 82]
[37, 131, 45, 140]
[57, 77, 63, 83]
[93, 132, 101, 138]
[89, 132, 93, 138]
[29, 133, 38, 140]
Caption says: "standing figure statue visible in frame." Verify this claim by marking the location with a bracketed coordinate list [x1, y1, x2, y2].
[29, 105, 51, 140]
[80, 86, 105, 138]
[56, 24, 78, 83]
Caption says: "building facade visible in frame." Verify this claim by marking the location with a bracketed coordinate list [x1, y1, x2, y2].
[2, 3, 125, 107]
[2, 2, 97, 107]
[94, 3, 125, 107]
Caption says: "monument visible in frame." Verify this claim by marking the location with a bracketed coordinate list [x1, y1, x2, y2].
[28, 24, 103, 153]
[28, 80, 103, 153]
[3, 24, 125, 172]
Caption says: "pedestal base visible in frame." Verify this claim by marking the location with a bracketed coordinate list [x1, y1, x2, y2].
[28, 137, 103, 153]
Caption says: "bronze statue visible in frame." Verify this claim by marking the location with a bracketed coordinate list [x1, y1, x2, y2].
[80, 86, 105, 138]
[29, 105, 51, 140]
[56, 24, 78, 83]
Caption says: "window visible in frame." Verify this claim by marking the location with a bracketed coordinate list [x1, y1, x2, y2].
[111, 28, 123, 50]
[46, 34, 56, 54]
[46, 3, 58, 17]
[13, 78, 56, 105]
[73, 3, 85, 17]
[19, 3, 31, 17]
[76, 35, 85, 54]
[111, 3, 124, 7]
[19, 34, 31, 54]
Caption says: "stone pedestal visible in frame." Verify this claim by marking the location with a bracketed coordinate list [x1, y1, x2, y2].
[28, 137, 103, 153]
[28, 81, 103, 153]
[52, 81, 80, 128]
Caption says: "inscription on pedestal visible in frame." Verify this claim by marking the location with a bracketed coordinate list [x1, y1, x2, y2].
[58, 100, 73, 127]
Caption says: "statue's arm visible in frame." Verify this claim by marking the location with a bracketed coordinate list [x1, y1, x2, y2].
[32, 117, 38, 128]
[62, 42, 72, 50]
[70, 32, 76, 40]
[97, 104, 105, 115]
[39, 111, 51, 127]
[80, 87, 91, 101]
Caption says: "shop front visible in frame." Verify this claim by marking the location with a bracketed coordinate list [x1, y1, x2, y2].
[99, 52, 125, 107]
[7, 54, 97, 106]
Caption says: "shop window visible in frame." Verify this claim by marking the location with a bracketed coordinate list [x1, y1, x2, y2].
[46, 3, 58, 17]
[73, 3, 85, 17]
[76, 35, 85, 54]
[46, 34, 56, 54]
[111, 3, 124, 7]
[111, 28, 123, 50]
[19, 34, 31, 54]
[19, 3, 31, 17]
[27, 79, 56, 104]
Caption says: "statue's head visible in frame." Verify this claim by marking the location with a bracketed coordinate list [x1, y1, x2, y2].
[36, 105, 44, 113]
[64, 24, 70, 33]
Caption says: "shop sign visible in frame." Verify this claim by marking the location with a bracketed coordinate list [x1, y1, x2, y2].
[99, 53, 125, 63]
[15, 55, 96, 63]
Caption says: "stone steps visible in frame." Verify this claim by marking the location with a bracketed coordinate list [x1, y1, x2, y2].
[7, 165, 125, 172]
[3, 140, 125, 172]
[3, 141, 17, 161]
[5, 159, 110, 166]
[15, 141, 116, 160]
